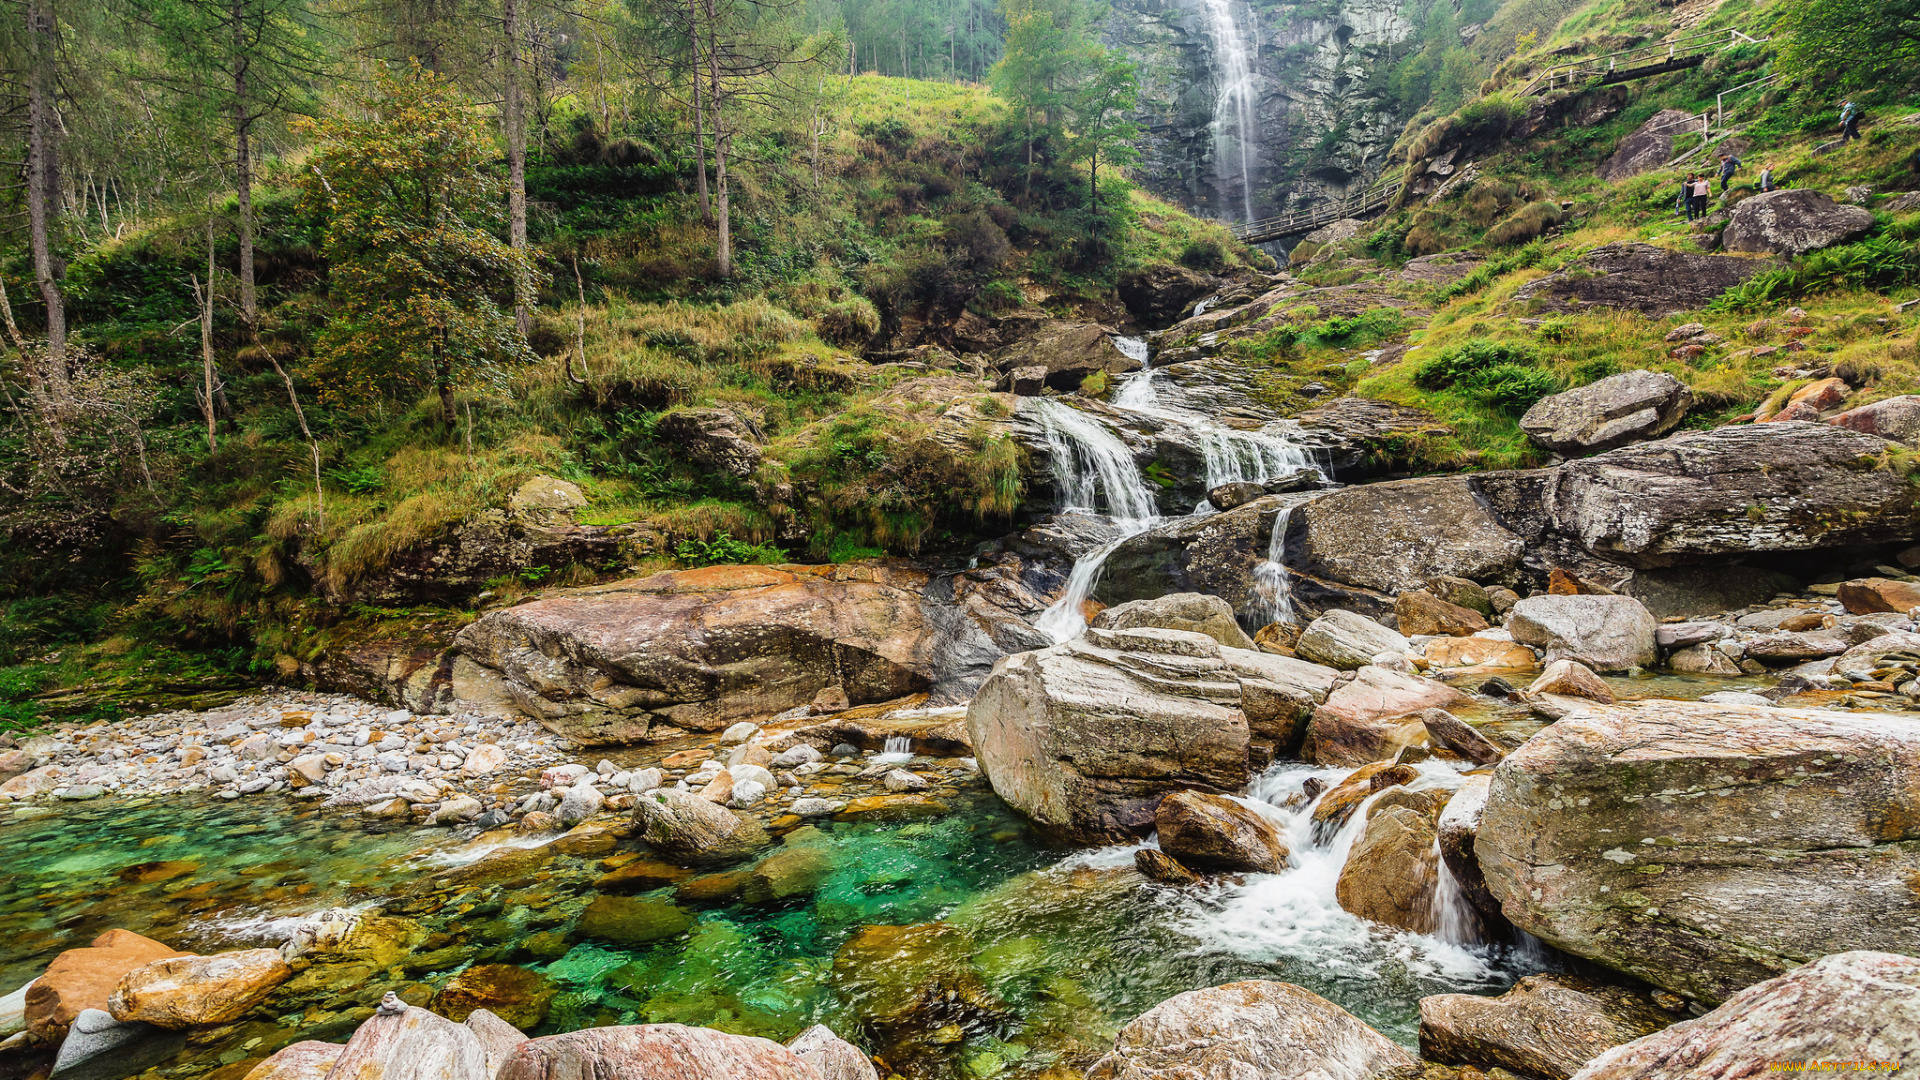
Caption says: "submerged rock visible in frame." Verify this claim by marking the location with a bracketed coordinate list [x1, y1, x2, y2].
[1476, 700, 1920, 1003]
[1419, 974, 1676, 1079]
[107, 949, 291, 1028]
[1084, 980, 1417, 1080]
[1570, 951, 1920, 1079]
[430, 965, 555, 1031]
[1134, 848, 1202, 886]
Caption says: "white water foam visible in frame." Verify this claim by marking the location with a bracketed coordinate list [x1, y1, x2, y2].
[1030, 398, 1162, 643]
[872, 735, 916, 764]
[1248, 504, 1297, 627]
[1111, 335, 1149, 364]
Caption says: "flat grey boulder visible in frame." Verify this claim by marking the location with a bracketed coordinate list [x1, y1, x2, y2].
[1597, 110, 1696, 180]
[1091, 592, 1257, 650]
[1085, 980, 1417, 1080]
[1724, 188, 1876, 257]
[1295, 477, 1525, 595]
[1570, 951, 1920, 1079]
[1476, 700, 1920, 1004]
[966, 627, 1251, 843]
[1520, 371, 1692, 455]
[1513, 243, 1774, 318]
[1506, 595, 1657, 672]
[1296, 609, 1412, 670]
[1420, 974, 1677, 1080]
[1542, 424, 1920, 567]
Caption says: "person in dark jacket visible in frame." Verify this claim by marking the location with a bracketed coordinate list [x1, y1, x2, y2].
[1681, 173, 1698, 219]
[1840, 101, 1862, 143]
[1717, 153, 1741, 193]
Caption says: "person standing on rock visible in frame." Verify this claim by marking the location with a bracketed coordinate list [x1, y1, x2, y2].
[1690, 175, 1712, 220]
[1840, 100, 1862, 143]
[1716, 152, 1741, 193]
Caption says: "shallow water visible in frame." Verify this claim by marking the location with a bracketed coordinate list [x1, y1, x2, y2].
[2, 771, 1532, 1078]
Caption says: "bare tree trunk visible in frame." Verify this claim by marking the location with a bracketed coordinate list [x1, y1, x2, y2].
[687, 0, 711, 224]
[266, 354, 322, 531]
[705, 0, 731, 277]
[195, 222, 219, 451]
[25, 0, 68, 393]
[233, 0, 257, 327]
[504, 0, 531, 336]
[567, 254, 589, 384]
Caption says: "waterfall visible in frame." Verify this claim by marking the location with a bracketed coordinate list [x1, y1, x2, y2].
[1248, 504, 1296, 628]
[1030, 398, 1162, 643]
[873, 735, 915, 764]
[1199, 0, 1259, 222]
[1111, 335, 1149, 365]
[1114, 369, 1314, 495]
[1429, 845, 1486, 946]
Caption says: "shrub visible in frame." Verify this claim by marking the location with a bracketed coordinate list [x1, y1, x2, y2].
[1179, 238, 1228, 271]
[1412, 338, 1534, 390]
[1484, 201, 1565, 247]
[1713, 235, 1919, 312]
[674, 532, 788, 567]
[782, 283, 880, 347]
[1464, 362, 1561, 413]
[1570, 357, 1622, 384]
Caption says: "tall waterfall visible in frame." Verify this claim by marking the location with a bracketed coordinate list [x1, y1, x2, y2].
[1030, 398, 1162, 642]
[1248, 504, 1296, 628]
[1199, 0, 1259, 222]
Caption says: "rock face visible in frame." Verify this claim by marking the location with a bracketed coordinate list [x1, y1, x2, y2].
[1540, 424, 1918, 566]
[1476, 700, 1920, 1003]
[1084, 980, 1417, 1080]
[1305, 666, 1468, 765]
[1295, 477, 1526, 595]
[1505, 595, 1658, 672]
[107, 949, 291, 1028]
[1295, 610, 1411, 670]
[655, 408, 764, 479]
[455, 563, 999, 744]
[1335, 803, 1439, 933]
[26, 929, 187, 1043]
[1117, 265, 1216, 325]
[326, 1000, 489, 1080]
[1154, 791, 1288, 873]
[966, 627, 1252, 842]
[1513, 243, 1775, 317]
[1090, 593, 1257, 650]
[633, 789, 771, 865]
[1102, 495, 1297, 612]
[1419, 975, 1676, 1080]
[1724, 188, 1877, 257]
[496, 1023, 825, 1079]
[1597, 110, 1698, 180]
[1520, 371, 1692, 456]
[1569, 951, 1920, 1079]
[990, 322, 1140, 392]
[1436, 775, 1501, 925]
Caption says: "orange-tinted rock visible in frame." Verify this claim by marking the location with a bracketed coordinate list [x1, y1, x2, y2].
[1394, 591, 1489, 637]
[26, 929, 188, 1042]
[431, 965, 556, 1031]
[108, 949, 291, 1028]
[241, 1040, 344, 1080]
[1837, 577, 1920, 615]
[496, 1024, 821, 1079]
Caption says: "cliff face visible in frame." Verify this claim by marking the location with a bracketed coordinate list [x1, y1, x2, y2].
[1110, 0, 1419, 224]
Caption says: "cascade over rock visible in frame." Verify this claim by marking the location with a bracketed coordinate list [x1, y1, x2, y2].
[1476, 699, 1920, 1003]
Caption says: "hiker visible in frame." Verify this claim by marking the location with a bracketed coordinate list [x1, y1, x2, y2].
[1690, 174, 1712, 219]
[1760, 165, 1777, 192]
[1840, 100, 1862, 143]
[1681, 172, 1698, 219]
[1717, 152, 1741, 193]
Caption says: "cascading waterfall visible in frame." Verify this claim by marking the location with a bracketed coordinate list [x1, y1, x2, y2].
[873, 735, 915, 764]
[1198, 0, 1259, 222]
[1248, 504, 1296, 628]
[1429, 847, 1485, 946]
[1031, 398, 1162, 643]
[1114, 369, 1315, 497]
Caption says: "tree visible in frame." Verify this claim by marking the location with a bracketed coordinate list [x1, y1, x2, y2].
[298, 64, 539, 427]
[1778, 0, 1920, 97]
[133, 0, 329, 329]
[1067, 48, 1139, 217]
[989, 0, 1078, 200]
[22, 0, 69, 388]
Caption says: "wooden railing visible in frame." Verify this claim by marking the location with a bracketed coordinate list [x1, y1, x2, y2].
[1518, 27, 1767, 96]
[1231, 168, 1407, 245]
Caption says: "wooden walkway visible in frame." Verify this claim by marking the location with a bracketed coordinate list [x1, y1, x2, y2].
[1231, 169, 1406, 245]
[1519, 27, 1767, 96]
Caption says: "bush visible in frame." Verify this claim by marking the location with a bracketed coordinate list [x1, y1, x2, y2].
[782, 283, 880, 347]
[1465, 362, 1560, 413]
[1714, 235, 1919, 312]
[674, 532, 788, 567]
[1412, 338, 1534, 389]
[1484, 201, 1565, 247]
[1179, 238, 1228, 271]
[1570, 357, 1621, 384]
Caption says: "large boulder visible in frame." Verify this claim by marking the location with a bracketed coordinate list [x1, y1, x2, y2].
[25, 929, 187, 1043]
[1513, 243, 1775, 318]
[1476, 700, 1920, 1004]
[786, 1025, 879, 1080]
[1724, 188, 1877, 257]
[1090, 593, 1257, 650]
[632, 789, 771, 865]
[1419, 975, 1676, 1080]
[1101, 496, 1294, 612]
[1505, 595, 1658, 672]
[326, 998, 489, 1080]
[107, 949, 291, 1028]
[654, 408, 764, 479]
[1335, 803, 1440, 933]
[1294, 477, 1526, 595]
[455, 563, 953, 744]
[1117, 265, 1217, 325]
[1570, 951, 1920, 1079]
[1222, 649, 1338, 760]
[1084, 980, 1417, 1080]
[1154, 791, 1289, 873]
[990, 321, 1141, 392]
[240, 1040, 345, 1080]
[1540, 424, 1920, 567]
[1597, 110, 1697, 181]
[1520, 371, 1692, 456]
[1305, 666, 1468, 766]
[1830, 395, 1920, 445]
[1295, 609, 1411, 670]
[496, 1023, 822, 1079]
[966, 627, 1251, 842]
